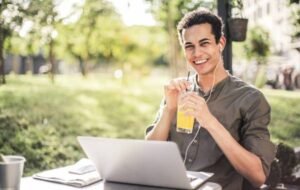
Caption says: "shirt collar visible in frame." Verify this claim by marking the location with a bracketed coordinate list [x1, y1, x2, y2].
[191, 72, 231, 100]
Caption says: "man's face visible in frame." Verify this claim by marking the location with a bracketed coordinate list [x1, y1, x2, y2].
[182, 23, 225, 76]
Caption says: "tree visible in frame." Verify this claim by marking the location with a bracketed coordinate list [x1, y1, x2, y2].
[25, 0, 63, 82]
[243, 26, 270, 87]
[244, 26, 270, 65]
[289, 0, 300, 40]
[146, 0, 215, 77]
[111, 26, 168, 77]
[57, 0, 122, 76]
[2, 0, 68, 82]
[56, 0, 167, 77]
[0, 0, 28, 84]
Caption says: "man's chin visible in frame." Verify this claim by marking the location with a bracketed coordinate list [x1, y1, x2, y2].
[194, 67, 214, 76]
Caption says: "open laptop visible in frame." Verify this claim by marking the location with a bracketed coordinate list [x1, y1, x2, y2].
[77, 136, 213, 190]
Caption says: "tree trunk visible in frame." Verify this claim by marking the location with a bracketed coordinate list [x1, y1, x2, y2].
[167, 2, 179, 78]
[78, 56, 87, 77]
[254, 64, 267, 88]
[49, 39, 55, 83]
[0, 27, 6, 85]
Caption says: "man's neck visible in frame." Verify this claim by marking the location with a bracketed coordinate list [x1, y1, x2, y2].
[197, 68, 228, 93]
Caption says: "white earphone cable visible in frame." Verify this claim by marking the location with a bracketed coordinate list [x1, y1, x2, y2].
[183, 59, 220, 165]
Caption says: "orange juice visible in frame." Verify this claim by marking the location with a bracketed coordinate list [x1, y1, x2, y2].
[176, 110, 194, 134]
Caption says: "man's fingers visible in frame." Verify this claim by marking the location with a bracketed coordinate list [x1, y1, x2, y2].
[165, 79, 191, 92]
[182, 92, 205, 104]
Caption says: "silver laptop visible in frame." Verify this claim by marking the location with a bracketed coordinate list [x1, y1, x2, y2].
[77, 136, 213, 189]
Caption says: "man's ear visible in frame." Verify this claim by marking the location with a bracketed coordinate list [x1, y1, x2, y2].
[219, 36, 226, 52]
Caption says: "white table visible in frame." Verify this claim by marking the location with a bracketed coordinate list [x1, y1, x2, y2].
[21, 177, 222, 190]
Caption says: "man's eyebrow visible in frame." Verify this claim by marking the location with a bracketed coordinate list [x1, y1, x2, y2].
[183, 38, 211, 46]
[183, 42, 194, 46]
[199, 38, 210, 43]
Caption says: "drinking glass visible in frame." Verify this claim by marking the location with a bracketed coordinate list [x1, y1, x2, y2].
[176, 92, 194, 134]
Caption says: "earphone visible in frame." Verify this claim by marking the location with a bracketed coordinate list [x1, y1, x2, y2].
[183, 58, 220, 166]
[183, 124, 201, 164]
[219, 45, 223, 52]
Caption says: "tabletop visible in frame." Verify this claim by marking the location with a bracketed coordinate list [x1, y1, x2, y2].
[21, 177, 222, 190]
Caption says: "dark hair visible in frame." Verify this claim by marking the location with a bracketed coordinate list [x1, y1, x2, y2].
[177, 8, 224, 44]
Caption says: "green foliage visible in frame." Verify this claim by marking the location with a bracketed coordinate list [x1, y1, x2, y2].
[263, 89, 300, 147]
[0, 114, 72, 175]
[0, 75, 164, 175]
[265, 159, 281, 188]
[276, 143, 298, 181]
[58, 0, 122, 61]
[243, 26, 271, 65]
[147, 0, 214, 30]
[0, 1, 26, 38]
[3, 0, 169, 77]
[115, 26, 168, 69]
[0, 0, 29, 83]
[229, 0, 244, 17]
[229, 0, 243, 9]
[289, 1, 300, 39]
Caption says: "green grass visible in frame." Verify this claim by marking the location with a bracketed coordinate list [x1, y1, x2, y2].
[0, 74, 166, 175]
[263, 89, 300, 147]
[0, 74, 299, 175]
[1, 74, 165, 137]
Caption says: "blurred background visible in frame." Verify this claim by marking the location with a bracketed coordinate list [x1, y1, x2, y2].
[0, 0, 300, 188]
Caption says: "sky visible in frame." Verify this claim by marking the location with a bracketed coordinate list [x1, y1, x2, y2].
[107, 0, 156, 26]
[17, 0, 156, 37]
[56, 0, 156, 26]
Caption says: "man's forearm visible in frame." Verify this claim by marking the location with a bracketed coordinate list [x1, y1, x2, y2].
[206, 117, 266, 187]
[145, 106, 176, 141]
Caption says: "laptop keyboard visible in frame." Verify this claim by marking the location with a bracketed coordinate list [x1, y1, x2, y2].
[187, 174, 197, 181]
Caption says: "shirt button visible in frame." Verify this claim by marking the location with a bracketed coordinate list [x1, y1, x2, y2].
[188, 158, 193, 163]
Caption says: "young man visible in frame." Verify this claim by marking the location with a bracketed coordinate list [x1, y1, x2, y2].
[145, 8, 276, 190]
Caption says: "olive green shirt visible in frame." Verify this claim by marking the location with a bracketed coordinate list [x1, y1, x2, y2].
[146, 74, 276, 190]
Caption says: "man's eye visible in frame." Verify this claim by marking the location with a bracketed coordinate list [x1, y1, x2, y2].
[200, 42, 209, 46]
[185, 45, 194, 49]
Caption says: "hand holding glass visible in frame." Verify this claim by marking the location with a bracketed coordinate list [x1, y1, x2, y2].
[176, 92, 194, 134]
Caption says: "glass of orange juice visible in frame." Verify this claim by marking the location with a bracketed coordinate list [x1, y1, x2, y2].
[176, 92, 194, 134]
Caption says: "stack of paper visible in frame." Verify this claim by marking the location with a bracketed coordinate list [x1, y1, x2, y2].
[33, 159, 101, 187]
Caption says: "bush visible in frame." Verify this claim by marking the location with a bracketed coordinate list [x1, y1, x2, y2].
[0, 114, 79, 175]
[0, 75, 162, 175]
[276, 143, 298, 183]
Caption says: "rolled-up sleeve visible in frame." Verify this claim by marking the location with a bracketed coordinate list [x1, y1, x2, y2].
[240, 91, 276, 177]
[145, 98, 166, 136]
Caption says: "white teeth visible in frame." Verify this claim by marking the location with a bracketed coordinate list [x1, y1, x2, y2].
[194, 59, 207, 65]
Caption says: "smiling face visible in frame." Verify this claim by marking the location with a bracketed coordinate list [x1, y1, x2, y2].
[182, 23, 225, 76]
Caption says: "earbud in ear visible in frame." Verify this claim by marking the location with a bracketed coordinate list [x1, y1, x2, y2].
[219, 44, 224, 52]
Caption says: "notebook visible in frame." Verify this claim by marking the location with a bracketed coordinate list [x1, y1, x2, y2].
[77, 136, 213, 189]
[33, 158, 101, 187]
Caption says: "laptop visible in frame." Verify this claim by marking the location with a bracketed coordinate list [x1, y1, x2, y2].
[77, 136, 213, 189]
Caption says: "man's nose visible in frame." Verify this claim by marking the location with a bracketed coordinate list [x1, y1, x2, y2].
[193, 46, 203, 57]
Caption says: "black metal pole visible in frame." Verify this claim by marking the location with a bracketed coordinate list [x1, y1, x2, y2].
[217, 0, 233, 74]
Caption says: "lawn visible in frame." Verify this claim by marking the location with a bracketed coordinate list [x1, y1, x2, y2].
[263, 89, 300, 147]
[0, 74, 165, 175]
[0, 74, 299, 175]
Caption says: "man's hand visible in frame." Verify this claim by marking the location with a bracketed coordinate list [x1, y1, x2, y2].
[180, 92, 215, 128]
[146, 78, 191, 141]
[164, 78, 191, 112]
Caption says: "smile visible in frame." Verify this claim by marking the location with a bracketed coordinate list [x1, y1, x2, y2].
[194, 59, 208, 65]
